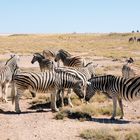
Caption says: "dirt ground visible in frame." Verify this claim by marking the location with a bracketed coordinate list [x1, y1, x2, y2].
[0, 54, 140, 140]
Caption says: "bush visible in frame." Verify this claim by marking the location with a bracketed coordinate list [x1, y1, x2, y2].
[80, 129, 117, 140]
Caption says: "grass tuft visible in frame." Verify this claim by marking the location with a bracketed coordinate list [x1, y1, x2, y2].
[80, 129, 117, 140]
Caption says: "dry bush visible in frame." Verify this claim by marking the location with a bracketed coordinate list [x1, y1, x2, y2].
[80, 128, 117, 140]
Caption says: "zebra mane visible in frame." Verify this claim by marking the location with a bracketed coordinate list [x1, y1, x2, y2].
[89, 75, 115, 81]
[43, 49, 55, 56]
[34, 53, 45, 59]
[58, 49, 72, 57]
[5, 55, 15, 65]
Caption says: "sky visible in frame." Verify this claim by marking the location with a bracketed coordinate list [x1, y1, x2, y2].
[0, 0, 140, 34]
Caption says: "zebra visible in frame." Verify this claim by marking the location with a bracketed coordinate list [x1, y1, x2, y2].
[31, 53, 56, 72]
[54, 49, 86, 67]
[122, 65, 135, 79]
[11, 68, 89, 113]
[84, 75, 140, 120]
[0, 55, 19, 102]
[122, 57, 135, 79]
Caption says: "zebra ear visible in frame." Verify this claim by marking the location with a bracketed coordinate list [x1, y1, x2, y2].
[10, 54, 15, 58]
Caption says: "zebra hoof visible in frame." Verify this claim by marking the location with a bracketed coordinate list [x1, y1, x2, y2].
[15, 109, 21, 114]
[110, 117, 115, 120]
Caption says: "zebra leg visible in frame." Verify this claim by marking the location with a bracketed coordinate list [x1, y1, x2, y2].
[118, 98, 124, 119]
[60, 89, 64, 107]
[67, 89, 73, 107]
[0, 85, 2, 100]
[51, 90, 59, 112]
[15, 90, 22, 113]
[111, 96, 117, 120]
[1, 83, 8, 103]
[3, 82, 10, 102]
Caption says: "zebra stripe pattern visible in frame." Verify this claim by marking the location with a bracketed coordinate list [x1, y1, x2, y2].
[12, 68, 87, 113]
[54, 49, 86, 67]
[85, 75, 140, 119]
[0, 55, 19, 102]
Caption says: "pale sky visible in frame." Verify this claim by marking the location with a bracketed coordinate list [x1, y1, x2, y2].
[0, 0, 140, 33]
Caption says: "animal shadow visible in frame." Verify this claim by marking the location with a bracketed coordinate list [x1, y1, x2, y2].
[91, 117, 131, 124]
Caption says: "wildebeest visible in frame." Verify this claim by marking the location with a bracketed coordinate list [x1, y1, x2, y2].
[128, 37, 134, 43]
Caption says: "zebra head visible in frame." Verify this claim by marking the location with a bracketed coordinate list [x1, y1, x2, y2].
[31, 53, 44, 64]
[54, 49, 71, 62]
[73, 80, 85, 99]
[6, 54, 20, 72]
[85, 81, 96, 101]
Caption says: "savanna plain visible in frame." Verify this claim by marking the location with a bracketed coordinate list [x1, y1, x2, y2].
[0, 33, 140, 140]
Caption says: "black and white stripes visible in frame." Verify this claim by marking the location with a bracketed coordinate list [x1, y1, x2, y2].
[85, 75, 140, 119]
[54, 49, 86, 67]
[12, 68, 88, 113]
[0, 55, 19, 102]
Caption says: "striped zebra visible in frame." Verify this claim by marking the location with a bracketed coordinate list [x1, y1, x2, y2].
[54, 49, 86, 67]
[122, 65, 135, 78]
[11, 68, 89, 113]
[84, 75, 140, 120]
[0, 55, 19, 102]
[31, 53, 56, 72]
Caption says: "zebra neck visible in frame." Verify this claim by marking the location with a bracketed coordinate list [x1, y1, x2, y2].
[7, 61, 17, 73]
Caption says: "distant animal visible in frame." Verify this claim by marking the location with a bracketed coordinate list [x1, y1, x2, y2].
[31, 53, 56, 72]
[132, 30, 135, 33]
[128, 37, 134, 43]
[137, 38, 140, 43]
[126, 57, 134, 64]
[54, 49, 86, 67]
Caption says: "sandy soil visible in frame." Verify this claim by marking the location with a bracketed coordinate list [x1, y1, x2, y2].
[0, 54, 140, 140]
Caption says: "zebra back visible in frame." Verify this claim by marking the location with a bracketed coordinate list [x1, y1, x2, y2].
[43, 49, 56, 60]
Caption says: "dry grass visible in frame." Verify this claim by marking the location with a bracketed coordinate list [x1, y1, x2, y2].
[80, 127, 140, 140]
[0, 33, 140, 63]
[54, 93, 121, 120]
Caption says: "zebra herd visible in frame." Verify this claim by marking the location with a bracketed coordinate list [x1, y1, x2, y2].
[0, 49, 140, 120]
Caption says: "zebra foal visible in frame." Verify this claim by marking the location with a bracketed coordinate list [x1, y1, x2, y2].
[11, 68, 87, 113]
[84, 75, 140, 119]
[0, 55, 19, 102]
